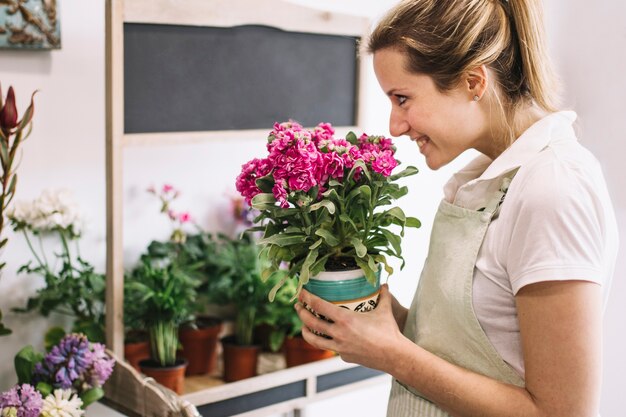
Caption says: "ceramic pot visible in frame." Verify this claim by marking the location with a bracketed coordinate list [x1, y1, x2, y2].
[178, 316, 223, 375]
[283, 335, 335, 367]
[124, 340, 151, 372]
[221, 336, 260, 382]
[304, 267, 381, 312]
[139, 358, 188, 394]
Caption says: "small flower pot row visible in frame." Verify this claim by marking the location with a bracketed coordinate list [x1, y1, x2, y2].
[124, 325, 335, 393]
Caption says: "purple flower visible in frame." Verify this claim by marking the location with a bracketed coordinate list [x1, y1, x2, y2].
[33, 334, 115, 391]
[84, 343, 115, 387]
[0, 384, 43, 417]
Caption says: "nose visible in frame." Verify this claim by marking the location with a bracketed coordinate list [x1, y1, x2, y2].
[389, 107, 410, 137]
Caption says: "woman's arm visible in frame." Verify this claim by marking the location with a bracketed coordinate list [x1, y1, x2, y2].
[296, 280, 602, 417]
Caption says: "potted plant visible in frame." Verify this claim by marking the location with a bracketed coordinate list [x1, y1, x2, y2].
[235, 121, 420, 309]
[256, 275, 335, 367]
[8, 189, 106, 343]
[143, 184, 224, 376]
[125, 259, 199, 394]
[206, 234, 269, 382]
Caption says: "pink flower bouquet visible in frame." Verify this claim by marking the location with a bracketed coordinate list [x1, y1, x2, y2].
[236, 121, 420, 299]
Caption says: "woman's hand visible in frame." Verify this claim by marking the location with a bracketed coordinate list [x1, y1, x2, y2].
[294, 283, 406, 371]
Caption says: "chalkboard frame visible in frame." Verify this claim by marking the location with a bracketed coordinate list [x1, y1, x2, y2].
[105, 0, 371, 362]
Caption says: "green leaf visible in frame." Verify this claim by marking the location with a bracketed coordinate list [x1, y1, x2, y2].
[347, 185, 371, 205]
[314, 229, 340, 246]
[298, 249, 319, 286]
[14, 345, 43, 384]
[350, 237, 367, 258]
[346, 131, 358, 144]
[251, 193, 277, 210]
[255, 176, 275, 193]
[267, 270, 289, 302]
[406, 217, 421, 228]
[80, 387, 104, 408]
[354, 256, 377, 286]
[372, 254, 394, 276]
[259, 233, 307, 247]
[381, 229, 402, 257]
[385, 207, 406, 223]
[309, 238, 323, 250]
[308, 200, 335, 214]
[389, 165, 419, 181]
[44, 327, 66, 351]
[36, 382, 52, 397]
[339, 214, 359, 232]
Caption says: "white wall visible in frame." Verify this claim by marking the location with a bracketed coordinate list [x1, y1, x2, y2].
[0, 1, 624, 416]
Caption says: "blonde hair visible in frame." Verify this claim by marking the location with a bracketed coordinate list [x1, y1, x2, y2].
[368, 0, 561, 114]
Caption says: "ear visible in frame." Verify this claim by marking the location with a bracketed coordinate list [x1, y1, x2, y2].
[465, 65, 488, 101]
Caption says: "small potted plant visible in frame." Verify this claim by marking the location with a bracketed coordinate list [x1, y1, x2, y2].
[125, 259, 199, 394]
[144, 184, 224, 376]
[206, 234, 269, 382]
[256, 275, 335, 367]
[235, 121, 420, 309]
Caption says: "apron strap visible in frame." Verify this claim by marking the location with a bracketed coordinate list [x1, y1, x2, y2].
[482, 168, 519, 218]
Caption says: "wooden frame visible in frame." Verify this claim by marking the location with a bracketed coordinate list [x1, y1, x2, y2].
[105, 0, 373, 414]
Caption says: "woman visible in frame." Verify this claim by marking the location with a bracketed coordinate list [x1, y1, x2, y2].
[294, 0, 619, 416]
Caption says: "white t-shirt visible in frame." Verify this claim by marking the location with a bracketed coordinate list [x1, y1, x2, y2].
[443, 111, 619, 378]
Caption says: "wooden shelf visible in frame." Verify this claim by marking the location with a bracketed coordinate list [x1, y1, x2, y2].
[104, 350, 387, 417]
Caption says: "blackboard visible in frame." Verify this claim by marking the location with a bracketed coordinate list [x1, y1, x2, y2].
[123, 23, 360, 134]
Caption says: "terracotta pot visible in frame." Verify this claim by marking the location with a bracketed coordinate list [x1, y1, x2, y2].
[254, 323, 280, 352]
[284, 335, 335, 367]
[179, 317, 223, 375]
[139, 358, 188, 395]
[221, 336, 260, 382]
[124, 340, 151, 372]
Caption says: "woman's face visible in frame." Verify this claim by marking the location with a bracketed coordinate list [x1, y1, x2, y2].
[373, 48, 491, 170]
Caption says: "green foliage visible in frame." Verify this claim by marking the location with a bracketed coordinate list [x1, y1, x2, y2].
[256, 276, 301, 352]
[0, 308, 11, 336]
[14, 345, 43, 385]
[125, 259, 199, 365]
[12, 229, 106, 343]
[252, 163, 421, 299]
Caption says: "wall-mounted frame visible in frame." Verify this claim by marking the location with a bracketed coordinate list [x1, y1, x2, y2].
[0, 0, 61, 49]
[105, 0, 375, 414]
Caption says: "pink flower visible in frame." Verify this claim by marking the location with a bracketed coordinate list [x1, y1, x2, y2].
[312, 122, 335, 143]
[371, 150, 398, 177]
[272, 183, 289, 208]
[178, 212, 192, 223]
[236, 158, 272, 204]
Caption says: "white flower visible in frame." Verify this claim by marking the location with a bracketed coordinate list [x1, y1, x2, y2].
[8, 189, 83, 235]
[41, 389, 84, 417]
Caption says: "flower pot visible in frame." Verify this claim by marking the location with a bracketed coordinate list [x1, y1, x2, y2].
[124, 340, 151, 372]
[221, 335, 260, 382]
[179, 316, 223, 375]
[139, 358, 188, 394]
[304, 267, 381, 312]
[284, 335, 335, 367]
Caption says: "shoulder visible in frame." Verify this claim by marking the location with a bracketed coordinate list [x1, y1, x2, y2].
[507, 140, 608, 215]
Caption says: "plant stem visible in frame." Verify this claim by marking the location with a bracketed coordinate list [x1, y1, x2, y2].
[58, 229, 74, 273]
[236, 306, 256, 346]
[150, 321, 178, 366]
[23, 230, 48, 272]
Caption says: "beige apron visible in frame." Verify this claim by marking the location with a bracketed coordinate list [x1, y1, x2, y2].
[387, 173, 524, 416]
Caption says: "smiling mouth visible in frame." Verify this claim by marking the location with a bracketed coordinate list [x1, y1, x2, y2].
[412, 135, 430, 148]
